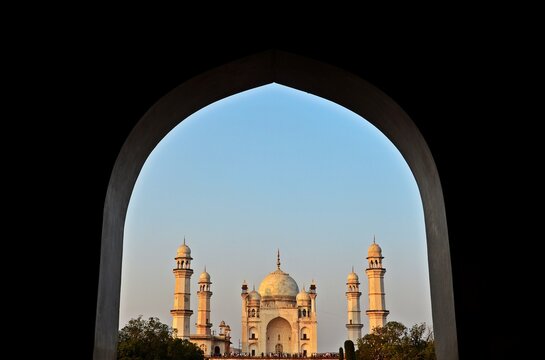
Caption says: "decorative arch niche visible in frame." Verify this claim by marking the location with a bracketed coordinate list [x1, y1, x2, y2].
[266, 317, 292, 354]
[94, 50, 457, 360]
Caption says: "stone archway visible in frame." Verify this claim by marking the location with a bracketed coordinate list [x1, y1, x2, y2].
[301, 344, 309, 357]
[249, 344, 257, 357]
[266, 317, 291, 355]
[94, 50, 457, 360]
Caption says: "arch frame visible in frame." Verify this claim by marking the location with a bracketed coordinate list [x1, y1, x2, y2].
[94, 50, 457, 359]
[266, 316, 292, 354]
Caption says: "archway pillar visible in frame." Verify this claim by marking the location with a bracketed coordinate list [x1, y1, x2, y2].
[95, 50, 457, 360]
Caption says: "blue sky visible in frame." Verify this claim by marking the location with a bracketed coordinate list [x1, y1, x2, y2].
[120, 84, 432, 352]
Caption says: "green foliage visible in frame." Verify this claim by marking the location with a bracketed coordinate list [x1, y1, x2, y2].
[356, 321, 435, 360]
[167, 338, 205, 360]
[117, 316, 204, 360]
[339, 347, 344, 360]
[344, 340, 356, 360]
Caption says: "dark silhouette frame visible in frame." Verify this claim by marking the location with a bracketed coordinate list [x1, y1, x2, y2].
[94, 50, 457, 360]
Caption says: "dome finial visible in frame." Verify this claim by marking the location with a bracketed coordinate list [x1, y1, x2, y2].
[204, 265, 206, 272]
[277, 248, 281, 269]
[184, 236, 186, 245]
[352, 265, 354, 273]
[373, 234, 376, 244]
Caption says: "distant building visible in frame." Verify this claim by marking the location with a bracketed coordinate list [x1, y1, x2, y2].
[171, 239, 231, 356]
[365, 239, 389, 332]
[346, 239, 389, 339]
[171, 239, 389, 356]
[240, 250, 318, 357]
[345, 268, 363, 342]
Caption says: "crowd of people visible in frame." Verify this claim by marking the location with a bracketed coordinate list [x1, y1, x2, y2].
[210, 352, 339, 358]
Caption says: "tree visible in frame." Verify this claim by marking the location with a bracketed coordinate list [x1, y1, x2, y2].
[339, 347, 344, 360]
[168, 338, 205, 360]
[344, 340, 356, 360]
[117, 316, 204, 360]
[356, 321, 435, 360]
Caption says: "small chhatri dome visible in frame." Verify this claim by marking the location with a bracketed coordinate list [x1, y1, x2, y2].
[347, 271, 359, 282]
[367, 237, 382, 258]
[248, 289, 261, 301]
[199, 267, 210, 282]
[296, 287, 311, 302]
[258, 250, 299, 298]
[220, 320, 226, 326]
[177, 237, 191, 257]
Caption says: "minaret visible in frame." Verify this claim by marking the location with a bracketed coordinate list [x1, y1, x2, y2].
[308, 280, 318, 355]
[241, 280, 249, 354]
[196, 267, 212, 335]
[171, 238, 193, 339]
[309, 279, 317, 315]
[346, 267, 363, 342]
[365, 237, 389, 332]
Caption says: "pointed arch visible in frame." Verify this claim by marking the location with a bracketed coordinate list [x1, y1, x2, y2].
[266, 317, 292, 354]
[95, 50, 456, 360]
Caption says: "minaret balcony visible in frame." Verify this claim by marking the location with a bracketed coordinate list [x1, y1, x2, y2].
[346, 323, 363, 329]
[170, 309, 193, 315]
[365, 309, 390, 315]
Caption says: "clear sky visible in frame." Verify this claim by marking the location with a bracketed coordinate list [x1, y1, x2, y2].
[120, 84, 432, 352]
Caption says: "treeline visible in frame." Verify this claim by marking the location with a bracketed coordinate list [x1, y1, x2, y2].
[117, 317, 434, 360]
[343, 321, 435, 360]
[117, 316, 204, 360]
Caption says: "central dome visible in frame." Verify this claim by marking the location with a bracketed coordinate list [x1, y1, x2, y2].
[258, 269, 299, 298]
